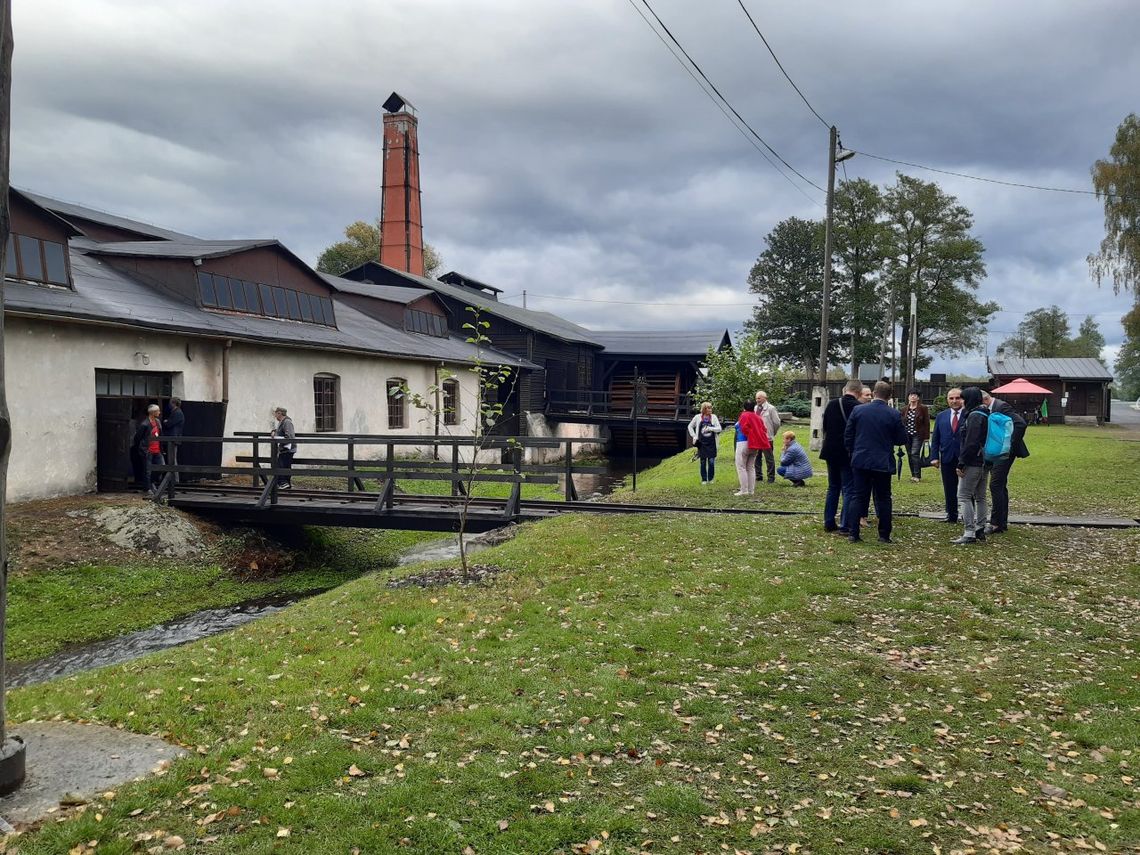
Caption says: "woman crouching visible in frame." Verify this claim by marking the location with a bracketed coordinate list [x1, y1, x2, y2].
[777, 430, 813, 487]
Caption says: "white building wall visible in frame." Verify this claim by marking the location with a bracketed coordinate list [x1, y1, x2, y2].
[4, 316, 222, 501]
[4, 316, 482, 501]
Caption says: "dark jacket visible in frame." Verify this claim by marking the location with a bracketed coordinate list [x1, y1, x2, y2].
[901, 402, 930, 440]
[844, 399, 908, 472]
[820, 393, 859, 462]
[163, 407, 185, 438]
[929, 406, 964, 467]
[987, 397, 1030, 458]
[957, 388, 990, 468]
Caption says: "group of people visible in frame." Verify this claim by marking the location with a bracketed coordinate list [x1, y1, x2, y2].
[687, 390, 813, 496]
[131, 398, 183, 495]
[821, 379, 1029, 544]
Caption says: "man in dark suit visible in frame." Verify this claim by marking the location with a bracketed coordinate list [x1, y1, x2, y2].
[820, 378, 863, 534]
[929, 387, 964, 523]
[981, 391, 1029, 534]
[844, 380, 908, 543]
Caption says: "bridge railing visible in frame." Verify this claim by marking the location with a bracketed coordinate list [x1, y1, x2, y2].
[149, 433, 607, 509]
[546, 390, 696, 420]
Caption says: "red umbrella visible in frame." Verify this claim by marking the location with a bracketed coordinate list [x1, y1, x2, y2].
[989, 377, 1052, 395]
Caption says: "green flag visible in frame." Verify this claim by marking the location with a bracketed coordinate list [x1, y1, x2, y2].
[1040, 399, 1048, 418]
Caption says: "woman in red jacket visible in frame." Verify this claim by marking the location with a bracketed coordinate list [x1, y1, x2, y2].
[734, 400, 771, 496]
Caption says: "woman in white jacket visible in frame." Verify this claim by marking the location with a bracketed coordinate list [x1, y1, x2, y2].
[687, 402, 723, 484]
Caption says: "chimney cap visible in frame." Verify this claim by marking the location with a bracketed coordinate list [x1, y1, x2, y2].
[383, 91, 416, 115]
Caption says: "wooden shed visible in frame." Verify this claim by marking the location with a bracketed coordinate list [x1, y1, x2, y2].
[987, 352, 1114, 424]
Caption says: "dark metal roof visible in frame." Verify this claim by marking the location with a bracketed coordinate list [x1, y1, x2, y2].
[81, 238, 278, 260]
[9, 189, 85, 237]
[318, 272, 434, 305]
[988, 355, 1113, 381]
[589, 329, 732, 358]
[17, 189, 199, 241]
[439, 270, 503, 295]
[344, 262, 603, 347]
[4, 248, 535, 370]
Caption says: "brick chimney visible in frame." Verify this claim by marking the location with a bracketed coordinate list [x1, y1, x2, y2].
[379, 92, 424, 276]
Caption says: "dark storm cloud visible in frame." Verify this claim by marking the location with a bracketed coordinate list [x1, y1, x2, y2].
[10, 0, 1138, 376]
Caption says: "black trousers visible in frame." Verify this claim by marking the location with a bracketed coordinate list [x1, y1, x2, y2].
[277, 449, 295, 486]
[938, 461, 959, 522]
[989, 456, 1016, 529]
[754, 447, 775, 482]
[851, 468, 893, 540]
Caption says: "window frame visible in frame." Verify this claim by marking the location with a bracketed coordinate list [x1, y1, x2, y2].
[386, 379, 407, 430]
[442, 378, 460, 426]
[313, 373, 340, 433]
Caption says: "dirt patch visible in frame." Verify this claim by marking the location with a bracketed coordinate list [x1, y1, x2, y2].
[92, 503, 206, 559]
[386, 563, 512, 589]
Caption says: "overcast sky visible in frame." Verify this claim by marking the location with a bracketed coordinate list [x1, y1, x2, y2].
[11, 0, 1139, 377]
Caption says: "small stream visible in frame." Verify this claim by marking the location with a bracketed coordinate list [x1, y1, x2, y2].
[9, 455, 661, 687]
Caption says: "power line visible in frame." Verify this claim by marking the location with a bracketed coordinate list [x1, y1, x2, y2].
[632, 0, 825, 193]
[854, 150, 1123, 198]
[734, 0, 829, 129]
[622, 0, 820, 205]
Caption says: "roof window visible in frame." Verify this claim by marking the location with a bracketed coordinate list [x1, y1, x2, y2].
[4, 233, 71, 287]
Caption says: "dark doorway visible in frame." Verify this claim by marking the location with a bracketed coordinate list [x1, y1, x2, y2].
[177, 401, 227, 480]
[96, 398, 136, 493]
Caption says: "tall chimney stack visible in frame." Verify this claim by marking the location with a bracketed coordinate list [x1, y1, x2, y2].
[379, 92, 424, 276]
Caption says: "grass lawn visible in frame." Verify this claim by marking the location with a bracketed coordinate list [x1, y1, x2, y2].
[611, 423, 1140, 519]
[9, 506, 1140, 852]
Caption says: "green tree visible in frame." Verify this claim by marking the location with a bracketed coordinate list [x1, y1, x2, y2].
[882, 174, 995, 376]
[1068, 316, 1106, 358]
[1001, 305, 1072, 357]
[745, 217, 836, 378]
[832, 178, 890, 373]
[692, 332, 792, 422]
[316, 220, 442, 278]
[1089, 113, 1140, 294]
[1114, 299, 1140, 399]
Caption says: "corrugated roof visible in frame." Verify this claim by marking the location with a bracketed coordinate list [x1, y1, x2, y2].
[17, 189, 199, 241]
[345, 262, 603, 347]
[82, 238, 277, 259]
[588, 329, 731, 357]
[319, 272, 433, 305]
[988, 355, 1113, 381]
[4, 249, 535, 370]
[439, 270, 503, 294]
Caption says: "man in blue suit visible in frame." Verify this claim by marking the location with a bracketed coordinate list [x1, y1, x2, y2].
[844, 381, 908, 543]
[928, 387, 964, 523]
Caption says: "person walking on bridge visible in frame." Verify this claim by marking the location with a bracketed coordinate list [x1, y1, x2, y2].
[272, 406, 297, 490]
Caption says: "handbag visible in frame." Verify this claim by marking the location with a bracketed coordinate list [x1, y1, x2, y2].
[918, 441, 932, 468]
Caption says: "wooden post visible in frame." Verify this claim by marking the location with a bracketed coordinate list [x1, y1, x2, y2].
[252, 435, 262, 487]
[385, 442, 395, 509]
[0, 0, 26, 796]
[452, 442, 460, 497]
[346, 439, 355, 493]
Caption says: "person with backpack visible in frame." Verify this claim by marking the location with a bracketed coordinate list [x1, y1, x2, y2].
[952, 387, 992, 545]
[981, 391, 1029, 534]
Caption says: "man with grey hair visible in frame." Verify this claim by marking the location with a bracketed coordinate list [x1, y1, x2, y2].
[272, 406, 297, 489]
[980, 390, 1029, 534]
[754, 390, 781, 484]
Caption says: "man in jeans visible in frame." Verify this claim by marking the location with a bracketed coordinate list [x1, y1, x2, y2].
[980, 390, 1028, 534]
[953, 387, 991, 545]
[753, 390, 781, 484]
[272, 406, 297, 489]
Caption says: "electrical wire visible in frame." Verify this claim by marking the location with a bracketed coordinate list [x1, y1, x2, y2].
[622, 0, 821, 205]
[734, 0, 830, 129]
[632, 0, 825, 193]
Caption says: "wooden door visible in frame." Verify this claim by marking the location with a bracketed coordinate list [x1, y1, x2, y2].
[96, 397, 135, 492]
[177, 401, 227, 481]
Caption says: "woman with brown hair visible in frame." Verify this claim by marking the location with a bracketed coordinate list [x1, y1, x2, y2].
[902, 391, 930, 482]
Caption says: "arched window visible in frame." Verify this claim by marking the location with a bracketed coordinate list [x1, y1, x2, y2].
[387, 378, 406, 430]
[313, 373, 340, 432]
[442, 378, 459, 426]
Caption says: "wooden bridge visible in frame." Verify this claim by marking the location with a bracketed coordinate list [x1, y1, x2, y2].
[149, 432, 796, 531]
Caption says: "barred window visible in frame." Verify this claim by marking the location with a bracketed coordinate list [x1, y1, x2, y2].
[442, 378, 459, 426]
[314, 374, 339, 432]
[387, 379, 406, 430]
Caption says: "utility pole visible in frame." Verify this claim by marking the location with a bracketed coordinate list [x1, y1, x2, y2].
[904, 290, 918, 395]
[809, 127, 854, 451]
[522, 290, 527, 309]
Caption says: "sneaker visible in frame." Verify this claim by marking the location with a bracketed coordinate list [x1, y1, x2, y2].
[733, 490, 746, 497]
[910, 477, 920, 483]
[975, 529, 986, 542]
[984, 524, 1005, 534]
[700, 480, 707, 485]
[951, 535, 977, 545]
[279, 482, 292, 490]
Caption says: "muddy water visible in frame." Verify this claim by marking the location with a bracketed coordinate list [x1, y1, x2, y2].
[8, 594, 311, 688]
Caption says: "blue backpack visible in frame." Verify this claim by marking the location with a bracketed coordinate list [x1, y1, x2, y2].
[984, 411, 1014, 463]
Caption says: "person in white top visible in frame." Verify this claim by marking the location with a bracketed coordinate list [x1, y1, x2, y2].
[753, 391, 782, 484]
[687, 402, 723, 484]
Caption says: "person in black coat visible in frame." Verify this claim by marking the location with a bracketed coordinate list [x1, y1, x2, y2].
[952, 387, 991, 544]
[929, 388, 964, 523]
[844, 381, 908, 543]
[981, 391, 1029, 534]
[163, 397, 185, 480]
[820, 378, 863, 534]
